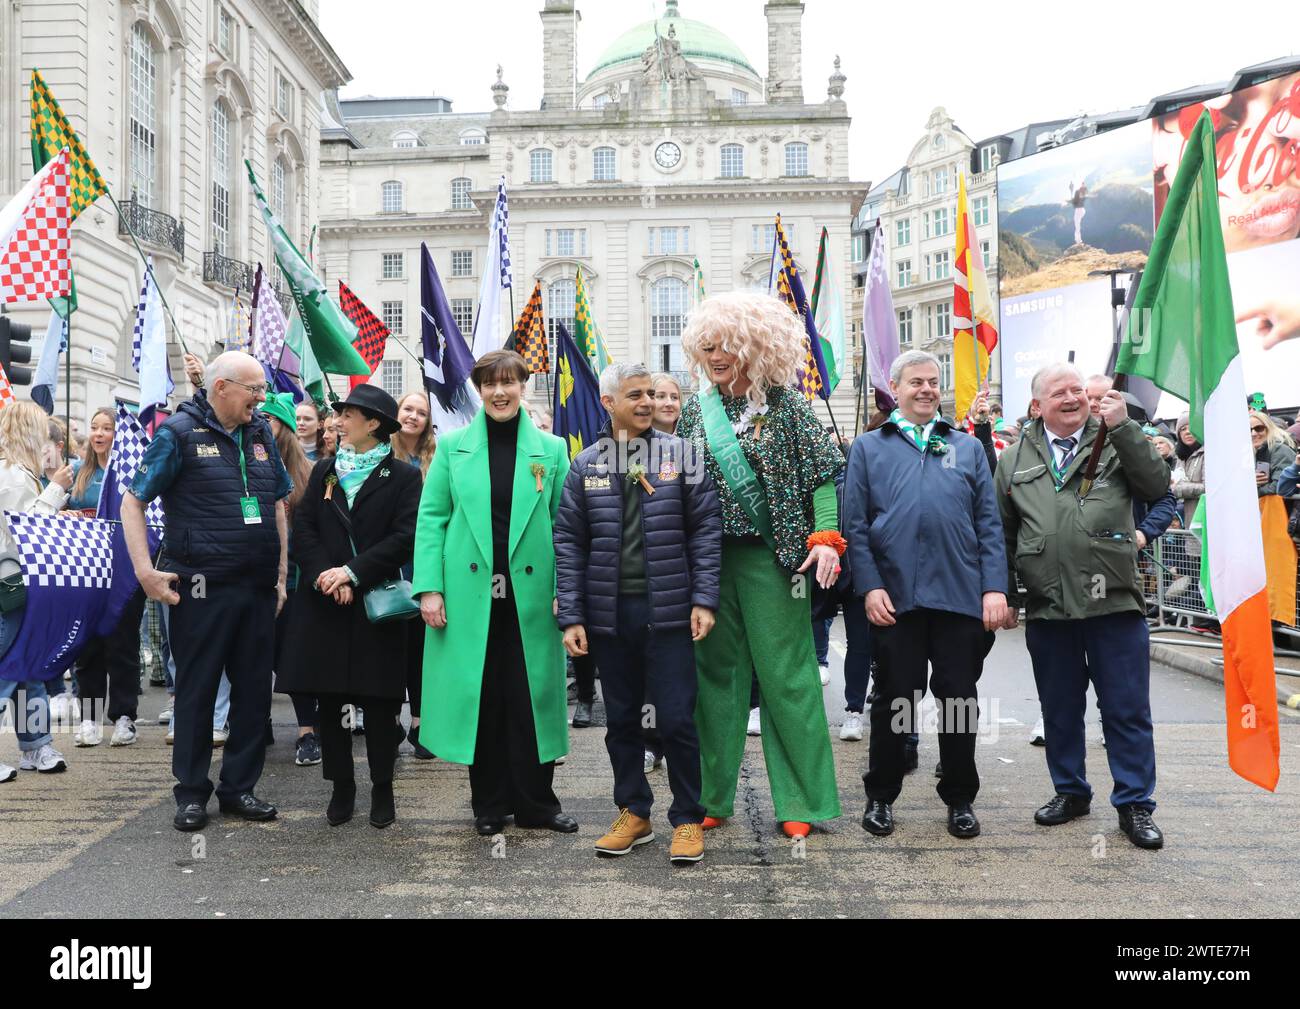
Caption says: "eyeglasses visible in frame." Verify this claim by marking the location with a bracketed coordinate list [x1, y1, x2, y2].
[225, 379, 268, 397]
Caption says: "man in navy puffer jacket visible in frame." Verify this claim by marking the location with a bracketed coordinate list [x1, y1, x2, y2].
[554, 363, 721, 863]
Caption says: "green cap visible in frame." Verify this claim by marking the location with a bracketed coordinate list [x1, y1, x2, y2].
[260, 391, 297, 432]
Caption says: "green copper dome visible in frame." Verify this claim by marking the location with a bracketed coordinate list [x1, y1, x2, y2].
[586, 1, 756, 79]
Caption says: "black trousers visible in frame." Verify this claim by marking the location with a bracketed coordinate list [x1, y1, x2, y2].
[169, 581, 275, 807]
[316, 693, 401, 786]
[571, 652, 596, 704]
[865, 608, 986, 806]
[469, 591, 560, 823]
[76, 588, 147, 723]
[588, 594, 705, 827]
[405, 617, 424, 722]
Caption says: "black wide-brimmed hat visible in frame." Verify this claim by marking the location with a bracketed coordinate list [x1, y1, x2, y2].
[335, 384, 401, 438]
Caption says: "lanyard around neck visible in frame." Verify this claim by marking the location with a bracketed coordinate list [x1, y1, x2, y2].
[236, 429, 249, 497]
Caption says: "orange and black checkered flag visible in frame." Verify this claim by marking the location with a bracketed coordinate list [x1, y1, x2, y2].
[507, 280, 549, 374]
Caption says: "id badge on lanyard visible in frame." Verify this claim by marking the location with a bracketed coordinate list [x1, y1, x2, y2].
[237, 431, 262, 524]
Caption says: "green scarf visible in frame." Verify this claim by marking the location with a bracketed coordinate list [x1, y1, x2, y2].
[889, 408, 938, 451]
[335, 442, 391, 506]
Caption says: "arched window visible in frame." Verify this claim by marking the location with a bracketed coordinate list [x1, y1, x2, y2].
[720, 143, 744, 179]
[392, 130, 418, 149]
[784, 142, 809, 177]
[128, 23, 158, 206]
[450, 177, 472, 211]
[530, 149, 553, 183]
[650, 277, 689, 373]
[547, 277, 575, 348]
[210, 101, 232, 254]
[271, 155, 293, 234]
[459, 128, 485, 146]
[381, 180, 403, 213]
[592, 147, 616, 182]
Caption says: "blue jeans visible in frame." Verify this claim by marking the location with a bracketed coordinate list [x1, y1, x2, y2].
[812, 616, 832, 666]
[843, 596, 871, 713]
[161, 606, 231, 732]
[1026, 612, 1156, 811]
[0, 678, 53, 752]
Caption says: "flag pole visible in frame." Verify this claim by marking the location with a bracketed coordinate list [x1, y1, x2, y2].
[63, 315, 71, 460]
[853, 343, 865, 438]
[103, 190, 190, 355]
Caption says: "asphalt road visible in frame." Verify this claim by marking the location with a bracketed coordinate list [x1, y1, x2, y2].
[2, 625, 1297, 919]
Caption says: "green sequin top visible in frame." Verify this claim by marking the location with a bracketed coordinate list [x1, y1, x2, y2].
[678, 385, 845, 572]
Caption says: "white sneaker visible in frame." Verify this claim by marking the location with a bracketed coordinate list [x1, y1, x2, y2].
[74, 719, 102, 747]
[213, 728, 229, 747]
[819, 663, 831, 686]
[840, 712, 864, 741]
[110, 716, 137, 747]
[1031, 718, 1046, 747]
[643, 750, 664, 773]
[157, 705, 173, 725]
[20, 743, 68, 773]
[555, 754, 566, 765]
[746, 707, 761, 736]
[0, 761, 16, 782]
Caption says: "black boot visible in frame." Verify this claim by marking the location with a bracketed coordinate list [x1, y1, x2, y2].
[327, 782, 356, 826]
[370, 782, 395, 829]
[407, 725, 435, 760]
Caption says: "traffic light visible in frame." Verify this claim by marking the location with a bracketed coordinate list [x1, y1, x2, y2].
[0, 314, 34, 386]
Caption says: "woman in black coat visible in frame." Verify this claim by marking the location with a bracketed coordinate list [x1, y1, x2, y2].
[277, 386, 422, 829]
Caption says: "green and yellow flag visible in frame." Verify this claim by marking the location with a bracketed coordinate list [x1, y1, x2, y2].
[29, 69, 107, 221]
[574, 267, 612, 375]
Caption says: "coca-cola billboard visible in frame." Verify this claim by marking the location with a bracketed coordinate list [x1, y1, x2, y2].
[1153, 70, 1300, 253]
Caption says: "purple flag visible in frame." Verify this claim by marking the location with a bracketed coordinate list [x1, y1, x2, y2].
[863, 220, 900, 412]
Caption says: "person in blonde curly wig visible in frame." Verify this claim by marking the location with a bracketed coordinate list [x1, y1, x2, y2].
[680, 292, 804, 409]
[676, 291, 844, 839]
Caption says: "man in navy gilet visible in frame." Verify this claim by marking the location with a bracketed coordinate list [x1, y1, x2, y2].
[122, 351, 292, 832]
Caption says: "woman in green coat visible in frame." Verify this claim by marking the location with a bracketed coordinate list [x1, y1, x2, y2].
[413, 350, 577, 837]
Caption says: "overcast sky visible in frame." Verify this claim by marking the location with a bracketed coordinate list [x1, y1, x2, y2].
[318, 0, 1294, 187]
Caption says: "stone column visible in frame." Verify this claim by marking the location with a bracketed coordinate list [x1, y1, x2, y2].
[539, 0, 580, 111]
[763, 1, 804, 104]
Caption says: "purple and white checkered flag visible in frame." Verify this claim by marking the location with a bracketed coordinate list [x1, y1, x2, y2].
[495, 177, 511, 290]
[8, 513, 114, 589]
[0, 510, 138, 682]
[130, 266, 151, 372]
[252, 276, 290, 370]
[98, 405, 165, 528]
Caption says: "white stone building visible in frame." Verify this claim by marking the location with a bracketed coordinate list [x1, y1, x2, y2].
[318, 0, 869, 428]
[0, 0, 348, 432]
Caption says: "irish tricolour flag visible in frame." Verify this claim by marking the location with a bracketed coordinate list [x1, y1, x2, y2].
[1117, 112, 1279, 791]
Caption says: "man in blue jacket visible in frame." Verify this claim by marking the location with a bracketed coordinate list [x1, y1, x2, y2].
[554, 362, 722, 865]
[844, 350, 1008, 839]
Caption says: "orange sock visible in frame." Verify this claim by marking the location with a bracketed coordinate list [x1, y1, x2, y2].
[782, 821, 811, 838]
[702, 816, 726, 830]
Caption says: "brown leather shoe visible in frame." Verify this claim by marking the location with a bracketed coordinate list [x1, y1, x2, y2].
[594, 808, 654, 856]
[669, 822, 704, 865]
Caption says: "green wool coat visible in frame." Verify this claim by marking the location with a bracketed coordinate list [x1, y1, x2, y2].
[412, 409, 571, 765]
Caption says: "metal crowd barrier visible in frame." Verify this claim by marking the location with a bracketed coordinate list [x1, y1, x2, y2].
[1144, 527, 1300, 639]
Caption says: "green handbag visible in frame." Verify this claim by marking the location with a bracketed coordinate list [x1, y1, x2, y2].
[361, 578, 420, 624]
[334, 506, 419, 624]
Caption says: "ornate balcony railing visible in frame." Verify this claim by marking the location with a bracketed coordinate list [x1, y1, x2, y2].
[272, 285, 293, 315]
[117, 200, 184, 259]
[203, 251, 255, 292]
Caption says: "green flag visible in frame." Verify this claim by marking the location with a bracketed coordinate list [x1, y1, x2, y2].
[693, 256, 705, 305]
[246, 159, 368, 376]
[285, 307, 324, 407]
[574, 267, 612, 374]
[810, 227, 843, 392]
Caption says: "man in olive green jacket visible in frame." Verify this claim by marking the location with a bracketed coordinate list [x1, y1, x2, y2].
[996, 363, 1172, 850]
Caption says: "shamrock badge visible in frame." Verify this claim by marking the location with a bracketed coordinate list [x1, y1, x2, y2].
[627, 463, 655, 495]
[926, 434, 949, 456]
[530, 462, 546, 492]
